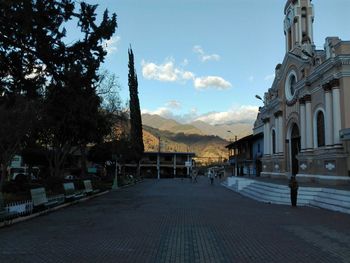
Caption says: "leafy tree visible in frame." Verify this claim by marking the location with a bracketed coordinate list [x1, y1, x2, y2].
[0, 0, 117, 182]
[0, 99, 38, 191]
[128, 47, 144, 163]
[38, 2, 117, 177]
[0, 0, 56, 190]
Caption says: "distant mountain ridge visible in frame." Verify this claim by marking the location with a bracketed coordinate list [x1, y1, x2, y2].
[142, 125, 228, 160]
[142, 113, 252, 140]
[142, 113, 203, 135]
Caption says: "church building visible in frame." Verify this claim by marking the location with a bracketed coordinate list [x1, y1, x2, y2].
[258, 0, 350, 183]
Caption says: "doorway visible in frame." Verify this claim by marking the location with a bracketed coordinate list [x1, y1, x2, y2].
[290, 124, 300, 175]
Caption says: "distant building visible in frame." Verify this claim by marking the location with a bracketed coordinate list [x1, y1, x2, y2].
[137, 151, 195, 179]
[226, 133, 263, 177]
[258, 0, 350, 183]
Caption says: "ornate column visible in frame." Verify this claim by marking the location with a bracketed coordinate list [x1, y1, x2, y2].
[274, 111, 284, 154]
[323, 83, 333, 146]
[263, 118, 271, 155]
[299, 98, 306, 151]
[331, 79, 342, 145]
[278, 114, 284, 153]
[274, 115, 278, 154]
[294, 18, 299, 44]
[308, 15, 314, 44]
[305, 95, 313, 150]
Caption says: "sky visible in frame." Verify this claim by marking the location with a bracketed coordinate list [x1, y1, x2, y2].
[70, 0, 350, 126]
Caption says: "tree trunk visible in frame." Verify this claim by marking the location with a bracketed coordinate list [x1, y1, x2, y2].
[80, 144, 87, 177]
[0, 163, 8, 193]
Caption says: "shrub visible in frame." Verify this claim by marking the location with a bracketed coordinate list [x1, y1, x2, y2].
[44, 176, 64, 194]
[2, 181, 19, 193]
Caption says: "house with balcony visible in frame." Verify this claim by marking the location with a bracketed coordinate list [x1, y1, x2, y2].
[139, 151, 195, 179]
[226, 133, 263, 177]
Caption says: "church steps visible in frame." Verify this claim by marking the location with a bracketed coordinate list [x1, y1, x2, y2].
[223, 177, 350, 214]
[308, 189, 350, 213]
[239, 185, 290, 205]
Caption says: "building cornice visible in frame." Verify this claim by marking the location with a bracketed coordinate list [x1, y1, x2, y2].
[306, 56, 350, 84]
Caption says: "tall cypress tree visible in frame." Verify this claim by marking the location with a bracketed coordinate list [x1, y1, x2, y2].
[128, 47, 144, 161]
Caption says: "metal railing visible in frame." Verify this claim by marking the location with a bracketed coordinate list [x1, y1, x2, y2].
[6, 200, 33, 218]
[5, 194, 65, 219]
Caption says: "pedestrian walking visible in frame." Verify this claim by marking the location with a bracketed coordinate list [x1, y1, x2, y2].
[208, 169, 214, 185]
[288, 175, 299, 207]
[192, 169, 198, 183]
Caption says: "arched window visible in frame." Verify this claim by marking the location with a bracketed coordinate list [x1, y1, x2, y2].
[290, 75, 296, 96]
[285, 70, 297, 101]
[272, 130, 276, 154]
[316, 111, 325, 147]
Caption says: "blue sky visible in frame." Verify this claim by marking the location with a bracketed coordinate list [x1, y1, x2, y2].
[75, 0, 350, 126]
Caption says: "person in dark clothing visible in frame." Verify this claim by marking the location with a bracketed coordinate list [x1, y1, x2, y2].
[208, 170, 214, 185]
[288, 176, 299, 207]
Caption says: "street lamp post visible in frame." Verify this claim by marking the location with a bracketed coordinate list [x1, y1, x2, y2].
[112, 154, 120, 190]
[255, 94, 263, 101]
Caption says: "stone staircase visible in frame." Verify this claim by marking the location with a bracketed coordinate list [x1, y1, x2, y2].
[223, 177, 350, 214]
[309, 188, 350, 214]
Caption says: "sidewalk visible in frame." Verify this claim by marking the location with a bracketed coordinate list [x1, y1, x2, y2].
[1, 178, 350, 262]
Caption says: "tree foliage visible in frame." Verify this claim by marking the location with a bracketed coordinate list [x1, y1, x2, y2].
[0, 0, 118, 181]
[38, 2, 117, 177]
[0, 99, 38, 190]
[128, 47, 144, 162]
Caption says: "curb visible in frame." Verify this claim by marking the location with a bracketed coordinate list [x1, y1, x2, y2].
[0, 190, 110, 229]
[0, 180, 144, 228]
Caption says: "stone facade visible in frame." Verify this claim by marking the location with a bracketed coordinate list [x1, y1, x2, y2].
[258, 0, 350, 183]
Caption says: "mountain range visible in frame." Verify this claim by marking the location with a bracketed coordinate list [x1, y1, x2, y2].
[142, 113, 253, 140]
[141, 113, 254, 161]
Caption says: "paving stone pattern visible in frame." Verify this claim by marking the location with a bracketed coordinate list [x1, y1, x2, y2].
[1, 177, 350, 263]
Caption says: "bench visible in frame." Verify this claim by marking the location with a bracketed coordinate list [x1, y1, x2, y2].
[83, 180, 100, 195]
[30, 188, 58, 211]
[0, 192, 16, 223]
[63, 182, 85, 200]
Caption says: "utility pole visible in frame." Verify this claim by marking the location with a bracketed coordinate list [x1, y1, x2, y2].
[235, 135, 238, 176]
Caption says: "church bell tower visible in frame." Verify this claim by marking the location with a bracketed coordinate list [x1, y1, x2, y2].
[284, 0, 314, 53]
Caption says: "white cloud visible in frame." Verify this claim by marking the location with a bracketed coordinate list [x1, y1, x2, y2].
[193, 45, 220, 62]
[248, 76, 255, 82]
[194, 76, 231, 90]
[141, 59, 195, 82]
[142, 107, 176, 120]
[142, 105, 258, 126]
[183, 71, 195, 80]
[103, 36, 120, 55]
[202, 54, 220, 62]
[194, 105, 258, 125]
[141, 57, 231, 91]
[166, 100, 182, 109]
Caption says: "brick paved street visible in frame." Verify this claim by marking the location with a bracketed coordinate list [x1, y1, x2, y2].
[1, 177, 350, 263]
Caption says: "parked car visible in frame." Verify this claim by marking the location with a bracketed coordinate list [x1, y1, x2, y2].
[64, 175, 75, 180]
[10, 166, 40, 181]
